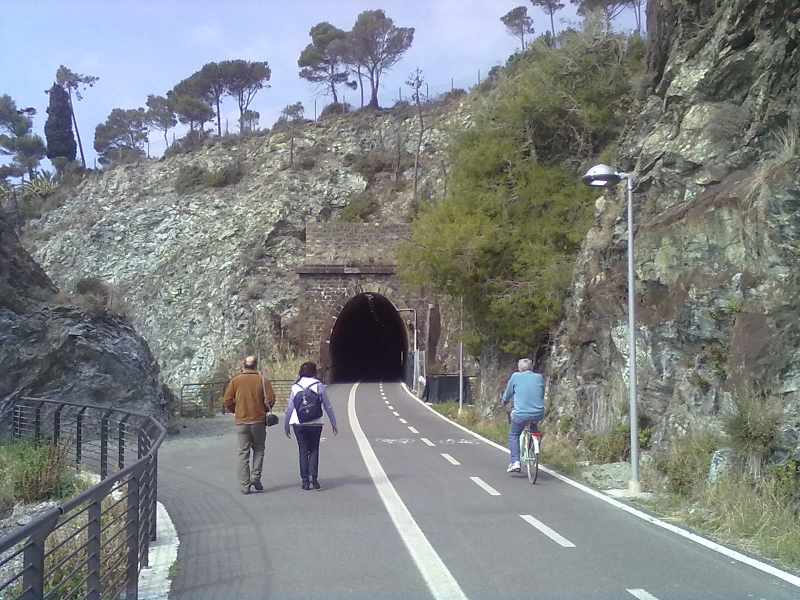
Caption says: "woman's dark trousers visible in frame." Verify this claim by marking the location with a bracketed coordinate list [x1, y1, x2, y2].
[293, 424, 322, 482]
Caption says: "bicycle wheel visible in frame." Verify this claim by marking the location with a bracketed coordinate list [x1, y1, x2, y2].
[526, 435, 537, 483]
[529, 435, 540, 484]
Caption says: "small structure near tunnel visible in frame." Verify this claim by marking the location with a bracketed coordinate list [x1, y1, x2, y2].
[296, 223, 437, 385]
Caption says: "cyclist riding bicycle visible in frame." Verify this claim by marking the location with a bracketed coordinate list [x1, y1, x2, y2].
[501, 357, 545, 473]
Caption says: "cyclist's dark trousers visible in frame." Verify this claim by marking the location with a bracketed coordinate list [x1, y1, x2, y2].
[508, 413, 541, 464]
[293, 424, 322, 483]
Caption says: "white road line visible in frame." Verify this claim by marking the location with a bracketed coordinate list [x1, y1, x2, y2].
[388, 405, 394, 409]
[393, 411, 400, 416]
[385, 400, 390, 404]
[421, 438, 436, 447]
[441, 454, 460, 466]
[399, 418, 408, 424]
[470, 477, 501, 496]
[348, 384, 467, 600]
[520, 515, 576, 548]
[408, 426, 419, 434]
[397, 383, 800, 590]
[627, 590, 660, 600]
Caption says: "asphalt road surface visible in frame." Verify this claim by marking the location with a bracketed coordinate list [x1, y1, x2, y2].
[158, 382, 800, 600]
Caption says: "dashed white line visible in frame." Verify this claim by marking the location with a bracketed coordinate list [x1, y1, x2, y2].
[627, 590, 660, 600]
[520, 515, 575, 548]
[385, 400, 390, 404]
[408, 426, 419, 434]
[348, 384, 467, 600]
[441, 454, 460, 466]
[388, 405, 394, 410]
[470, 477, 501, 496]
[420, 438, 435, 447]
[399, 418, 408, 424]
[393, 411, 400, 416]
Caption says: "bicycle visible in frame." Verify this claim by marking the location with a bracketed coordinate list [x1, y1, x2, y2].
[520, 421, 542, 484]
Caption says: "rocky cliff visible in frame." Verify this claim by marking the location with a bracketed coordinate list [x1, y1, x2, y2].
[547, 0, 800, 457]
[20, 104, 464, 392]
[0, 210, 169, 423]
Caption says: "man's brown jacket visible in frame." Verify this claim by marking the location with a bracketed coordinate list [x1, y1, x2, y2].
[222, 369, 276, 425]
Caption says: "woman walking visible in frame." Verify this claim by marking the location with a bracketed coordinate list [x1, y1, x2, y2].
[284, 362, 338, 490]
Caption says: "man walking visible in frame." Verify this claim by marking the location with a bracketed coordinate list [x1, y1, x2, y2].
[501, 357, 545, 473]
[222, 356, 276, 494]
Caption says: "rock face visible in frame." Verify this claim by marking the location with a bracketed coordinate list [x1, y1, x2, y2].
[20, 104, 464, 392]
[0, 211, 170, 424]
[546, 0, 800, 457]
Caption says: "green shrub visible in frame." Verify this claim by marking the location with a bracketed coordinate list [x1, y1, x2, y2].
[654, 434, 720, 496]
[340, 192, 379, 222]
[320, 102, 352, 118]
[344, 151, 396, 185]
[204, 163, 243, 188]
[584, 423, 630, 463]
[174, 164, 208, 194]
[22, 177, 58, 199]
[441, 89, 467, 102]
[723, 391, 783, 478]
[0, 438, 74, 503]
[76, 276, 108, 298]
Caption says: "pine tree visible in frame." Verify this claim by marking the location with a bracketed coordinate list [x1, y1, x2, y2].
[44, 83, 77, 168]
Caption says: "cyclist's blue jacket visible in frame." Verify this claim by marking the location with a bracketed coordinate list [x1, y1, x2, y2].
[502, 371, 545, 420]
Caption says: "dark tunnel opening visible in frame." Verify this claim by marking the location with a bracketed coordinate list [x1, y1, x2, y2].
[329, 293, 408, 383]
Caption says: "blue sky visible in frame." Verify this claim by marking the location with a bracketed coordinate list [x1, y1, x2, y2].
[1, 1, 637, 168]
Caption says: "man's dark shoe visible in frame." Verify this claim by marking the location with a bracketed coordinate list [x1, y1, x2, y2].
[301, 481, 310, 490]
[251, 480, 263, 492]
[311, 479, 321, 490]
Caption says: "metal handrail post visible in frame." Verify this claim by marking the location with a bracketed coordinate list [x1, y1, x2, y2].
[86, 500, 102, 599]
[126, 474, 140, 599]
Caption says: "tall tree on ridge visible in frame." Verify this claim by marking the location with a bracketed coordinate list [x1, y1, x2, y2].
[224, 60, 271, 133]
[0, 95, 46, 180]
[145, 94, 177, 148]
[173, 96, 214, 134]
[344, 9, 414, 109]
[44, 83, 77, 171]
[298, 22, 351, 104]
[501, 6, 536, 50]
[55, 66, 98, 168]
[530, 0, 564, 43]
[172, 66, 226, 136]
[93, 107, 148, 166]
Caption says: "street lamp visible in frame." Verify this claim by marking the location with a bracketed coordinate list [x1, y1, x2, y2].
[582, 164, 642, 494]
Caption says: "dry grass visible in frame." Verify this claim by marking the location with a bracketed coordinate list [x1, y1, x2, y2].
[429, 402, 581, 475]
[722, 389, 784, 479]
[743, 119, 799, 204]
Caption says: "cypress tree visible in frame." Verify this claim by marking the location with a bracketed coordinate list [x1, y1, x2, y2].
[44, 83, 77, 165]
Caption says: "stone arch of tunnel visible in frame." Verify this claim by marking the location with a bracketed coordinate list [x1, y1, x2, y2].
[322, 291, 412, 383]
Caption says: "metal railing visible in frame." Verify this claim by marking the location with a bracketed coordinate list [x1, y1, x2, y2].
[179, 380, 294, 417]
[0, 398, 166, 600]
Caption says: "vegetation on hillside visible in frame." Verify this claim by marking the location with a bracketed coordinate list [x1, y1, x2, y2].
[398, 22, 644, 356]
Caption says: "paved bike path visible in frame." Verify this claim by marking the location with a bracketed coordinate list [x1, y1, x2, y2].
[366, 382, 798, 600]
[157, 382, 800, 600]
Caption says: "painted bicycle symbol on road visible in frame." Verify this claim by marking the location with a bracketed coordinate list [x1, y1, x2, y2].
[375, 438, 416, 444]
[439, 439, 479, 445]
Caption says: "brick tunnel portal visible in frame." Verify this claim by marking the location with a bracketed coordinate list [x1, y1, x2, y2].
[329, 293, 408, 383]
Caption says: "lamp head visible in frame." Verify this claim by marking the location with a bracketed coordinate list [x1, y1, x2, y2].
[582, 164, 622, 187]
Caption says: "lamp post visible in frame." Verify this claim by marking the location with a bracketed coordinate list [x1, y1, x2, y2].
[397, 308, 418, 389]
[582, 164, 641, 494]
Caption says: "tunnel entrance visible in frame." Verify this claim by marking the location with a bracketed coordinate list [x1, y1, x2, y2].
[329, 293, 408, 383]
